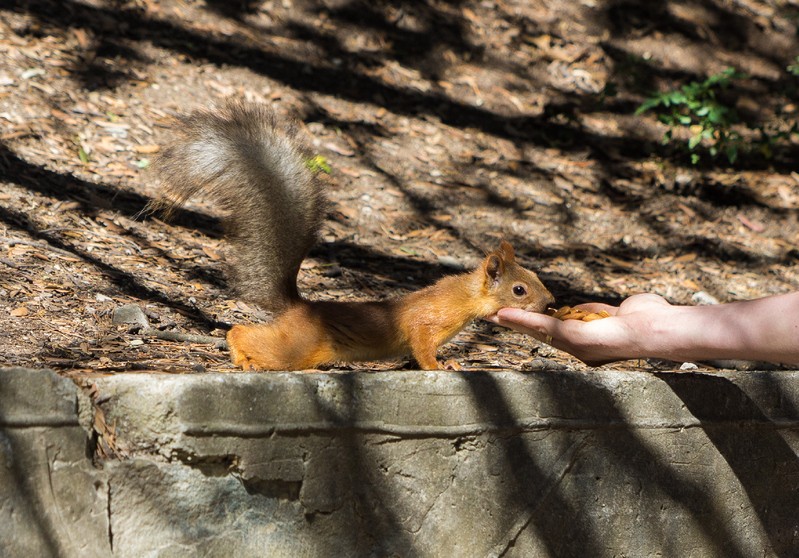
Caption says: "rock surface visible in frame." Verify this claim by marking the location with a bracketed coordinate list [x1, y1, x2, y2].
[3, 367, 799, 557]
[0, 368, 110, 558]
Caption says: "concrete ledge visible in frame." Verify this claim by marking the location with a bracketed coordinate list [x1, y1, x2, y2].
[3, 368, 799, 557]
[0, 368, 110, 558]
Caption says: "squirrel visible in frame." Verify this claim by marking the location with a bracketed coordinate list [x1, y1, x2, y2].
[152, 100, 555, 370]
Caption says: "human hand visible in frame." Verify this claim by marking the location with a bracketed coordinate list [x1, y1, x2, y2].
[486, 293, 674, 365]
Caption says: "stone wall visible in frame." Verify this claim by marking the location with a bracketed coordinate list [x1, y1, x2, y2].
[2, 367, 798, 557]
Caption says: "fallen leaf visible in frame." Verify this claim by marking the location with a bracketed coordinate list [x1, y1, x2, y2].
[10, 307, 29, 317]
[682, 279, 701, 290]
[202, 246, 222, 260]
[133, 144, 161, 154]
[57, 201, 82, 211]
[73, 28, 91, 49]
[674, 253, 698, 263]
[324, 142, 355, 157]
[737, 213, 765, 233]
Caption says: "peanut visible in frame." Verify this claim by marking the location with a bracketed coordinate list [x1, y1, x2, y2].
[547, 306, 610, 322]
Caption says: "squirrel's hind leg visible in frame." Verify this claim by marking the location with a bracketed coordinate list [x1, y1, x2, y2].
[228, 324, 274, 370]
[227, 323, 303, 370]
[227, 322, 335, 371]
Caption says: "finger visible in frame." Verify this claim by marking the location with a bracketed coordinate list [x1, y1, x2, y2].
[490, 317, 546, 340]
[496, 307, 557, 330]
[491, 309, 552, 340]
[494, 309, 575, 348]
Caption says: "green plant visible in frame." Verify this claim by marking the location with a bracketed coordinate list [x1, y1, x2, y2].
[305, 155, 331, 174]
[636, 68, 746, 164]
[788, 56, 799, 76]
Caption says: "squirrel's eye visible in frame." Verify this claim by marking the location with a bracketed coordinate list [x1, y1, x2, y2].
[512, 285, 527, 297]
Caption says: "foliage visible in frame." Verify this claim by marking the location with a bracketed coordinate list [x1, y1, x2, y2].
[636, 68, 745, 164]
[788, 56, 799, 77]
[305, 155, 332, 174]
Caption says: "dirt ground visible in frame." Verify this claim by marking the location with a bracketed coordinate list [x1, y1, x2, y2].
[1, 0, 798, 374]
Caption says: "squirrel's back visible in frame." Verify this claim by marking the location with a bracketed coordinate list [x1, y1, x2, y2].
[154, 101, 325, 311]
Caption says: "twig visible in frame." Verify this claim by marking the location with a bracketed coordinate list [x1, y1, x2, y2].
[41, 227, 146, 255]
[2, 238, 79, 259]
[142, 327, 228, 350]
[0, 257, 19, 269]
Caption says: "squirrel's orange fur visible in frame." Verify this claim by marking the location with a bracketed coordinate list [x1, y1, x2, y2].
[227, 241, 553, 370]
[153, 101, 554, 370]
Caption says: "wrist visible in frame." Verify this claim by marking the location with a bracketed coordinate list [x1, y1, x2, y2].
[643, 306, 703, 361]
[643, 303, 754, 362]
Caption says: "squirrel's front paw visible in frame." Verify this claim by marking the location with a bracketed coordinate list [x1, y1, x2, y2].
[443, 359, 462, 371]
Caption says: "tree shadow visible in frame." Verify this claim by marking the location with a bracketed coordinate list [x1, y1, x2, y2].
[203, 0, 262, 21]
[0, 203, 226, 332]
[658, 372, 799, 556]
[302, 372, 419, 556]
[462, 370, 797, 556]
[3, 1, 799, 552]
[4, 0, 796, 298]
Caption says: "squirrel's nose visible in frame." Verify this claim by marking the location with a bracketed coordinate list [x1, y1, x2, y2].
[526, 293, 555, 314]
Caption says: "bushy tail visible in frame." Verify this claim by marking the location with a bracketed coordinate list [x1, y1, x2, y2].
[152, 101, 325, 311]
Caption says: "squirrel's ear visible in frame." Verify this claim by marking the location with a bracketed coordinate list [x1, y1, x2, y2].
[497, 240, 515, 263]
[483, 253, 504, 283]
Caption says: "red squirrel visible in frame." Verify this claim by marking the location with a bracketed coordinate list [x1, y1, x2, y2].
[153, 101, 554, 370]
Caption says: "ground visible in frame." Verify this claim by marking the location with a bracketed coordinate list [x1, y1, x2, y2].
[1, 0, 797, 374]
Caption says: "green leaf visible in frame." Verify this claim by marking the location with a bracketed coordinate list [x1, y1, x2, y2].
[635, 97, 662, 115]
[726, 145, 739, 163]
[305, 155, 331, 174]
[666, 91, 687, 105]
[634, 67, 755, 166]
[707, 106, 729, 124]
[78, 146, 89, 164]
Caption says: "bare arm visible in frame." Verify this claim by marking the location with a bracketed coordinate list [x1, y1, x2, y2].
[487, 292, 799, 366]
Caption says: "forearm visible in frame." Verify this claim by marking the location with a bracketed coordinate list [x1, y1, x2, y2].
[644, 293, 799, 364]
